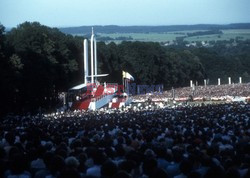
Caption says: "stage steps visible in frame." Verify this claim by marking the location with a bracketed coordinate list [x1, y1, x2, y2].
[78, 98, 91, 110]
[94, 85, 104, 98]
[72, 98, 91, 110]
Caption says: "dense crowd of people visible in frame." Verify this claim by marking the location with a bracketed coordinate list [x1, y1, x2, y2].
[132, 83, 250, 102]
[0, 101, 250, 178]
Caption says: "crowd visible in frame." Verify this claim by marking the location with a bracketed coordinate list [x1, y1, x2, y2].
[132, 83, 250, 102]
[187, 83, 250, 98]
[0, 102, 250, 178]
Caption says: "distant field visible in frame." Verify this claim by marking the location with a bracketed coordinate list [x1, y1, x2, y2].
[98, 32, 185, 42]
[75, 29, 250, 43]
[184, 29, 250, 42]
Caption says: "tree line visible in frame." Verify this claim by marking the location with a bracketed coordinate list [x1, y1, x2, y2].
[186, 30, 223, 37]
[0, 22, 250, 115]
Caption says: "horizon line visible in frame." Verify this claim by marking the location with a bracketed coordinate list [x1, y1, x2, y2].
[3, 22, 250, 29]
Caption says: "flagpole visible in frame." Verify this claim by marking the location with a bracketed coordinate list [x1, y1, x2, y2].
[127, 79, 129, 96]
[125, 78, 127, 94]
[122, 71, 124, 94]
[126, 79, 128, 95]
[122, 77, 124, 94]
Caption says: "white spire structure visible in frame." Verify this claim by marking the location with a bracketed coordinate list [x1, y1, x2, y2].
[83, 28, 108, 85]
[90, 27, 95, 84]
[94, 38, 97, 80]
[83, 39, 88, 84]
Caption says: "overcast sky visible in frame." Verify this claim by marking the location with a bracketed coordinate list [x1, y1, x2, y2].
[1, 0, 250, 27]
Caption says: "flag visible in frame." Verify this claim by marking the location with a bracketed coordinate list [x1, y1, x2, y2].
[122, 71, 126, 78]
[125, 72, 134, 81]
[122, 71, 134, 81]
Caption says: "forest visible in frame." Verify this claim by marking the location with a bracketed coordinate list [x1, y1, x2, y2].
[0, 22, 250, 115]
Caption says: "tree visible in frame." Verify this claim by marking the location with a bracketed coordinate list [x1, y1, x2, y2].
[3, 22, 83, 113]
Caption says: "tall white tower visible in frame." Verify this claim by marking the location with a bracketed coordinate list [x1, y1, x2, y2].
[83, 39, 88, 84]
[94, 38, 97, 80]
[89, 27, 98, 84]
[83, 28, 107, 86]
[90, 27, 95, 84]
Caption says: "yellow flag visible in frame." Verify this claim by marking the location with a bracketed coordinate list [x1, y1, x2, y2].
[122, 71, 134, 81]
[122, 71, 126, 78]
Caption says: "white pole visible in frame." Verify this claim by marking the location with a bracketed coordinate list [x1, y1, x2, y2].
[63, 92, 66, 105]
[94, 38, 97, 78]
[239, 77, 242, 84]
[123, 77, 125, 94]
[127, 79, 129, 95]
[124, 79, 126, 93]
[218, 78, 221, 85]
[204, 79, 207, 87]
[228, 77, 231, 85]
[125, 78, 128, 93]
[190, 80, 193, 88]
[84, 39, 88, 84]
[91, 28, 94, 84]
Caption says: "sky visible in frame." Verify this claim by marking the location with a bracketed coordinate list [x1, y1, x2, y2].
[0, 0, 250, 28]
